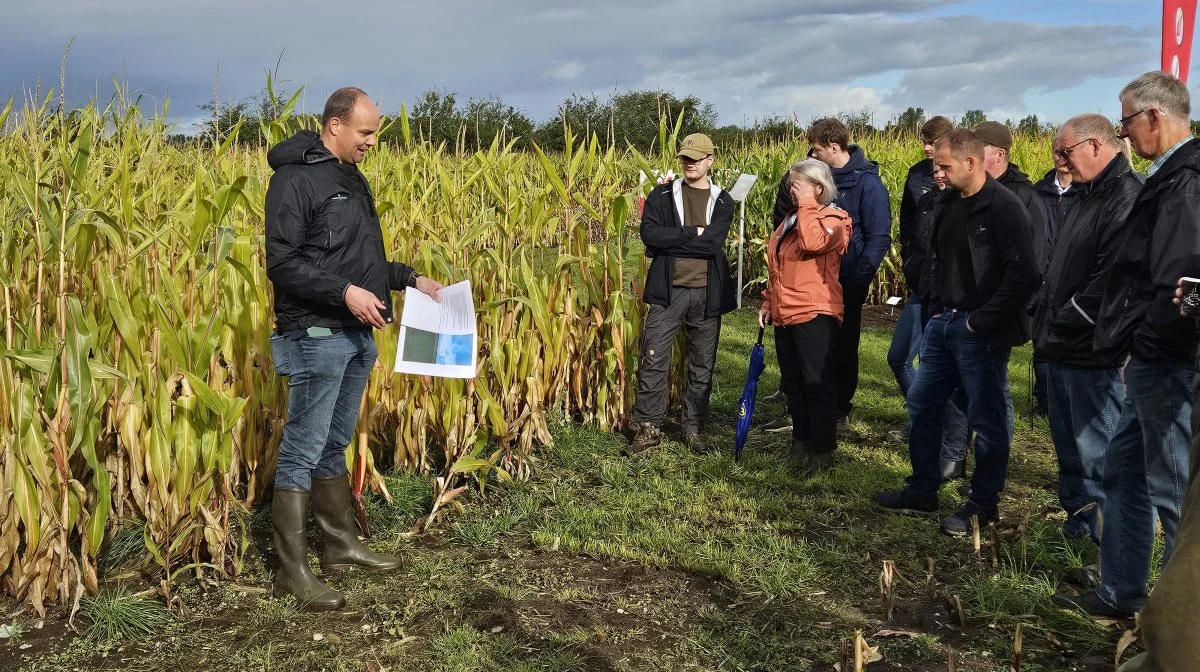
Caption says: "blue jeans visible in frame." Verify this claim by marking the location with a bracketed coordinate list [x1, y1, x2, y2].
[888, 298, 924, 398]
[1046, 364, 1124, 542]
[270, 327, 377, 491]
[1097, 356, 1194, 613]
[905, 311, 1013, 511]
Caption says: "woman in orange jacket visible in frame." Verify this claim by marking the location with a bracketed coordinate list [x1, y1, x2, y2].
[758, 158, 854, 474]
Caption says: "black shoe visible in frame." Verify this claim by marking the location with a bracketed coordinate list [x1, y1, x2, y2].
[1051, 590, 1134, 620]
[939, 459, 966, 483]
[624, 422, 662, 455]
[940, 503, 998, 536]
[762, 415, 793, 433]
[788, 439, 811, 461]
[685, 433, 716, 455]
[802, 451, 834, 477]
[1061, 565, 1102, 590]
[873, 488, 939, 516]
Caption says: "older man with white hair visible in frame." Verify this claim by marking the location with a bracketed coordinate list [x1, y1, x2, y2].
[1054, 72, 1200, 627]
[1031, 114, 1142, 546]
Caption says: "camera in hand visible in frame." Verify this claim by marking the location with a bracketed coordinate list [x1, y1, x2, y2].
[1182, 277, 1200, 316]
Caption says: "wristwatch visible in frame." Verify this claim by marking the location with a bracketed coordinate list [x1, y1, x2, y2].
[408, 271, 422, 288]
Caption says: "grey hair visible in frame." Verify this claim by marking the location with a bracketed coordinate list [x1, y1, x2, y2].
[1062, 113, 1122, 149]
[788, 158, 838, 205]
[1120, 71, 1190, 118]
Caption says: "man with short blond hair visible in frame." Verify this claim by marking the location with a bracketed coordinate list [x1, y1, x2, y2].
[1032, 114, 1142, 544]
[1058, 71, 1200, 625]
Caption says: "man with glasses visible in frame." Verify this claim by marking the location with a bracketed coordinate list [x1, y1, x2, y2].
[628, 133, 737, 455]
[1031, 115, 1142, 549]
[1055, 71, 1200, 622]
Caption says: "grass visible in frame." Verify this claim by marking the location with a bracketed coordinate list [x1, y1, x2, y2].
[79, 589, 172, 643]
[10, 304, 1142, 671]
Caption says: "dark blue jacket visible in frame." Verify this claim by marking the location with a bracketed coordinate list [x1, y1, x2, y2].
[773, 145, 892, 288]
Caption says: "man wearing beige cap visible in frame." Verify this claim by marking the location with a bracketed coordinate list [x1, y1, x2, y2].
[628, 133, 737, 455]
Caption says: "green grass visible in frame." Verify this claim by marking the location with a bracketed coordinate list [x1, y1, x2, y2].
[14, 304, 1137, 672]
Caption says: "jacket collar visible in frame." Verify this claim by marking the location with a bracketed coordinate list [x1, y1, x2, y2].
[938, 174, 997, 214]
[1145, 137, 1200, 186]
[1077, 153, 1132, 197]
[672, 178, 721, 226]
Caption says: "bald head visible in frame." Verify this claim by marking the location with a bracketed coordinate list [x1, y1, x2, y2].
[319, 87, 380, 164]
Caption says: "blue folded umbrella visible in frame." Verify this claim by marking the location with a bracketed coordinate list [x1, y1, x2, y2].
[734, 326, 767, 462]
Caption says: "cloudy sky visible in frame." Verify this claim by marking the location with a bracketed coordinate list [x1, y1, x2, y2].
[0, 0, 1189, 132]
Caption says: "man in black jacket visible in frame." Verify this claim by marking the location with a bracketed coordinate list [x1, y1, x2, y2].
[629, 133, 736, 455]
[1033, 151, 1077, 243]
[1032, 114, 1142, 544]
[265, 87, 445, 610]
[874, 129, 1038, 536]
[1055, 71, 1200, 621]
[890, 116, 954, 404]
[976, 121, 1052, 420]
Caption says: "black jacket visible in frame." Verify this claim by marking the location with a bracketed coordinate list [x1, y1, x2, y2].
[640, 180, 737, 318]
[1032, 154, 1143, 368]
[927, 176, 1040, 347]
[899, 158, 936, 246]
[997, 163, 1052, 274]
[900, 186, 944, 301]
[1033, 168, 1079, 249]
[264, 131, 417, 332]
[772, 145, 892, 288]
[1095, 137, 1200, 363]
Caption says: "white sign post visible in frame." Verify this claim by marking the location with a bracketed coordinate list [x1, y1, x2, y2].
[727, 173, 759, 309]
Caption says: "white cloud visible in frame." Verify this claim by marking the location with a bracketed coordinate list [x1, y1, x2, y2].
[547, 61, 585, 81]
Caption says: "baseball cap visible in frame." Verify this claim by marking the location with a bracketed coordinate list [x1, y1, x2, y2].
[677, 133, 715, 160]
[973, 121, 1012, 150]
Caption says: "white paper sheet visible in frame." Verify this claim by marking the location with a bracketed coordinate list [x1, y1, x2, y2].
[393, 280, 477, 378]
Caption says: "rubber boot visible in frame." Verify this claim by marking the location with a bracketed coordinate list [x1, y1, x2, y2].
[939, 459, 965, 482]
[271, 489, 345, 611]
[311, 475, 402, 573]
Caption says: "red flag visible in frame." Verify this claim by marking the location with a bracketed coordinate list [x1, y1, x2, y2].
[1163, 0, 1198, 82]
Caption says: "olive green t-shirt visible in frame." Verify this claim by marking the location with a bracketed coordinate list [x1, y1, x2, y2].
[673, 182, 710, 288]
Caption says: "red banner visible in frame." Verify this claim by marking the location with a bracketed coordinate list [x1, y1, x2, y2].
[1163, 0, 1198, 82]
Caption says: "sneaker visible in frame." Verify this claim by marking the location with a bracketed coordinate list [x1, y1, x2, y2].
[624, 423, 662, 455]
[1061, 564, 1102, 590]
[684, 433, 716, 455]
[940, 503, 998, 537]
[762, 415, 792, 433]
[1051, 590, 1134, 620]
[764, 389, 787, 403]
[873, 488, 939, 516]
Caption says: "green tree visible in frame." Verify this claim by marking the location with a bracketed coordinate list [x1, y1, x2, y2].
[961, 109, 987, 128]
[895, 107, 925, 135]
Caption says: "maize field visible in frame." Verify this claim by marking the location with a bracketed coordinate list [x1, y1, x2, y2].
[0, 87, 1058, 614]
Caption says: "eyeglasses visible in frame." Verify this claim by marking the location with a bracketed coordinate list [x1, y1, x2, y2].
[1054, 138, 1094, 161]
[1118, 108, 1150, 127]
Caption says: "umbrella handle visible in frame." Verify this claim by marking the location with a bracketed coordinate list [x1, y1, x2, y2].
[756, 326, 765, 346]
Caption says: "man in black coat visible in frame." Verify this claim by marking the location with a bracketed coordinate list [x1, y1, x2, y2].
[628, 133, 736, 455]
[265, 87, 445, 610]
[1055, 71, 1200, 622]
[1032, 114, 1142, 544]
[874, 129, 1039, 536]
[976, 121, 1052, 421]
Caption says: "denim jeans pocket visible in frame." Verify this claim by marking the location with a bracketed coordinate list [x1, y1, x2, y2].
[269, 332, 293, 377]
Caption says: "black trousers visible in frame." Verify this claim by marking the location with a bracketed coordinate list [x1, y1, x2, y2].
[632, 287, 721, 434]
[834, 282, 869, 417]
[774, 315, 840, 454]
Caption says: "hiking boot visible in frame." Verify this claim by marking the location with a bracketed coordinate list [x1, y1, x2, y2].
[940, 503, 998, 537]
[802, 451, 835, 477]
[271, 489, 346, 612]
[762, 415, 792, 433]
[684, 433, 716, 455]
[939, 459, 966, 483]
[835, 415, 850, 434]
[311, 476, 402, 573]
[1051, 590, 1134, 620]
[625, 423, 662, 455]
[873, 488, 939, 516]
[1061, 564, 1102, 590]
